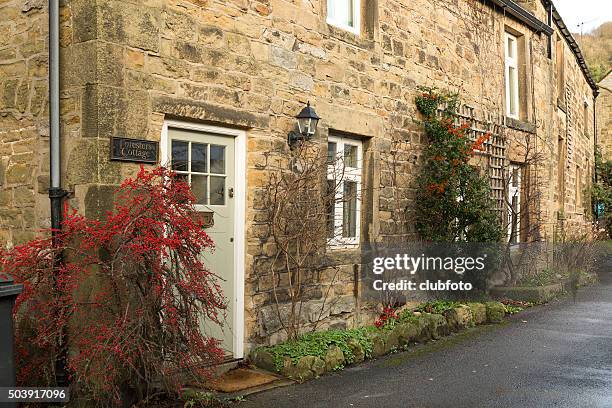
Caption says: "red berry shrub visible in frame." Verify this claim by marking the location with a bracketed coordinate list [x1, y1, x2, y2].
[374, 306, 399, 330]
[0, 167, 226, 404]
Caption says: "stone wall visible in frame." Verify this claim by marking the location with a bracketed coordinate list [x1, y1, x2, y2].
[0, 0, 598, 351]
[0, 0, 51, 248]
[597, 73, 612, 162]
[546, 30, 597, 239]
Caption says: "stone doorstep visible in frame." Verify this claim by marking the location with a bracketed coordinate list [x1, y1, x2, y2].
[219, 376, 294, 401]
[197, 368, 294, 401]
[211, 359, 241, 377]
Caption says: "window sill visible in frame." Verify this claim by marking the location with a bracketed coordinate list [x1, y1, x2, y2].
[325, 24, 374, 50]
[557, 97, 567, 113]
[327, 242, 360, 251]
[505, 116, 536, 134]
[326, 19, 360, 36]
[324, 244, 361, 263]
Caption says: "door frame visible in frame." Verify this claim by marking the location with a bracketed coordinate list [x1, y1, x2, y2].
[160, 119, 246, 359]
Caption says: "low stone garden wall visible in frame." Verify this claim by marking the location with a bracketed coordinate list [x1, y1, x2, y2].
[250, 301, 507, 382]
[491, 272, 599, 303]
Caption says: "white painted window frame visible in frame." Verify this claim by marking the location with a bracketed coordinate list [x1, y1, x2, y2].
[583, 97, 590, 137]
[575, 164, 582, 210]
[507, 163, 521, 244]
[327, 0, 360, 35]
[160, 120, 246, 359]
[327, 135, 362, 249]
[163, 137, 229, 211]
[504, 32, 520, 119]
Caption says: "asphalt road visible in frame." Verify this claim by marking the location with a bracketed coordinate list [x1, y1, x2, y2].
[244, 266, 612, 407]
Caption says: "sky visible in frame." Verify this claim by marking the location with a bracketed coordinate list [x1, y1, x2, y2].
[553, 0, 612, 33]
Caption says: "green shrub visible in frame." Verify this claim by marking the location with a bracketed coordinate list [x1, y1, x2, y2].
[415, 300, 462, 314]
[397, 309, 420, 323]
[414, 87, 503, 244]
[592, 148, 612, 238]
[504, 305, 524, 315]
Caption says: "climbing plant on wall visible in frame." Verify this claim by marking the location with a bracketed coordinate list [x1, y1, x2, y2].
[414, 87, 503, 243]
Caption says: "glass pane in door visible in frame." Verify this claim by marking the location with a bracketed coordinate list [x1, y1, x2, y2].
[171, 140, 188, 171]
[210, 176, 226, 205]
[210, 145, 226, 174]
[191, 175, 208, 205]
[191, 143, 208, 173]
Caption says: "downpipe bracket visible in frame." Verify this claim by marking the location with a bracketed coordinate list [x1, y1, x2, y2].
[48, 187, 68, 199]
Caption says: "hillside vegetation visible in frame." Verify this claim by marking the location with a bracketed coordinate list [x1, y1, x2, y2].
[574, 22, 612, 83]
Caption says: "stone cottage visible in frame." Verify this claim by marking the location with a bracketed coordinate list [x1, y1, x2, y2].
[597, 71, 612, 161]
[0, 0, 599, 357]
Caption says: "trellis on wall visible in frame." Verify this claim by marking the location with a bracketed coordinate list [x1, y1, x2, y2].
[439, 104, 508, 223]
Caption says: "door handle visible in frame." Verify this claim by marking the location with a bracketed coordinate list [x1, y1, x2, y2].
[229, 187, 234, 198]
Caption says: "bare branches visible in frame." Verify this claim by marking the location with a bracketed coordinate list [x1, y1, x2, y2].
[258, 141, 352, 340]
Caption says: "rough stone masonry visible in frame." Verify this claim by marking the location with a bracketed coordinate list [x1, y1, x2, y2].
[597, 71, 612, 161]
[0, 0, 599, 351]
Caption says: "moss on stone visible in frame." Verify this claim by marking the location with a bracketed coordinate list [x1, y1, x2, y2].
[485, 301, 506, 323]
[468, 302, 487, 325]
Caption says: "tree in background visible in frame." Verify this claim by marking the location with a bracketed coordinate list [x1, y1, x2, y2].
[575, 22, 612, 82]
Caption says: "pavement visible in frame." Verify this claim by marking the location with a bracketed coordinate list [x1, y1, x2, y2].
[243, 262, 612, 408]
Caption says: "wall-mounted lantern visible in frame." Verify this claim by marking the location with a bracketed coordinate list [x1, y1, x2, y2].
[288, 102, 320, 145]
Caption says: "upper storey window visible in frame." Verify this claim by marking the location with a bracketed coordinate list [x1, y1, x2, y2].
[556, 35, 565, 102]
[504, 32, 520, 119]
[327, 0, 360, 35]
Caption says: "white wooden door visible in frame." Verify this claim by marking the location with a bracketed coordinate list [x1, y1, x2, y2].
[162, 123, 245, 359]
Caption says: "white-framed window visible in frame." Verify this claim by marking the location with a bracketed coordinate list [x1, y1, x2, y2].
[327, 0, 360, 35]
[507, 163, 522, 244]
[327, 135, 362, 248]
[556, 35, 565, 99]
[583, 98, 590, 136]
[504, 32, 520, 119]
[575, 164, 582, 209]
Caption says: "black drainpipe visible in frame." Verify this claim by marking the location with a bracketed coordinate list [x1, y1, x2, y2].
[547, 3, 553, 59]
[48, 0, 68, 387]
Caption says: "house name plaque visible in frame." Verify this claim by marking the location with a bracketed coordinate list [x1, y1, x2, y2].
[110, 137, 158, 164]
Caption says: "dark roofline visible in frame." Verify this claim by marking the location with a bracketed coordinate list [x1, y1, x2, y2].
[540, 0, 598, 93]
[482, 0, 597, 93]
[486, 0, 554, 35]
